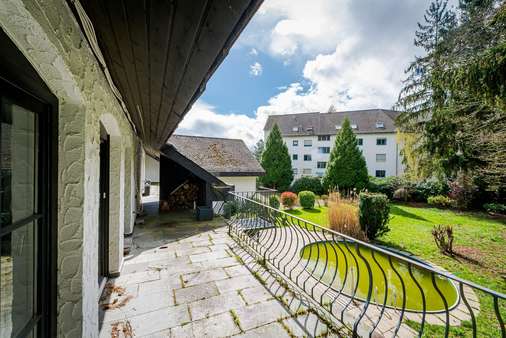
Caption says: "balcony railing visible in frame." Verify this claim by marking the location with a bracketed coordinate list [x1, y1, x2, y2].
[225, 192, 506, 337]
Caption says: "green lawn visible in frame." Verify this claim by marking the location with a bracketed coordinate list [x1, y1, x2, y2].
[286, 203, 506, 336]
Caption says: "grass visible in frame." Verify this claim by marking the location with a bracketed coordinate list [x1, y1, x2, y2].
[286, 203, 506, 337]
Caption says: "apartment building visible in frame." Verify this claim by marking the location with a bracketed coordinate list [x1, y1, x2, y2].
[264, 109, 404, 179]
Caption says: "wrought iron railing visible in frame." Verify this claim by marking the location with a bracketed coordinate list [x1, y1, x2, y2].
[226, 192, 506, 337]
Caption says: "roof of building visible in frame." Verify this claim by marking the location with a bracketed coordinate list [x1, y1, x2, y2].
[167, 135, 265, 176]
[263, 109, 401, 136]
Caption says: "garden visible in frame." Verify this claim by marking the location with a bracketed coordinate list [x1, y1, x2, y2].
[264, 182, 506, 336]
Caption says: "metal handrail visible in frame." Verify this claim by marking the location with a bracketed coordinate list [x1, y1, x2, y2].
[226, 191, 506, 337]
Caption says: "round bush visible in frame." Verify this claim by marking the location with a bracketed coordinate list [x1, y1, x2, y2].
[358, 192, 390, 240]
[223, 201, 238, 219]
[290, 177, 324, 195]
[393, 187, 410, 201]
[280, 191, 297, 209]
[427, 195, 453, 208]
[298, 191, 316, 209]
[269, 195, 280, 209]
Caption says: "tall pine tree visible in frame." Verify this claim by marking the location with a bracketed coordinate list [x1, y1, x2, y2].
[397, 0, 456, 127]
[322, 118, 368, 191]
[396, 0, 456, 179]
[260, 124, 293, 191]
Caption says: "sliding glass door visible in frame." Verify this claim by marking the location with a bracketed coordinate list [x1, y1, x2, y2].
[0, 79, 50, 338]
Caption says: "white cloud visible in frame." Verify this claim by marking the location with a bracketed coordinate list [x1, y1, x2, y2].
[176, 102, 263, 148]
[249, 62, 263, 76]
[177, 0, 432, 146]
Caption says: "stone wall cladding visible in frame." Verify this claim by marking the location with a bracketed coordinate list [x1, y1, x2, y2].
[0, 0, 138, 337]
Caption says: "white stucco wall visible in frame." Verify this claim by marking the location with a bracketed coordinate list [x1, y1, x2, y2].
[0, 0, 139, 336]
[282, 133, 404, 179]
[145, 155, 160, 183]
[219, 176, 258, 192]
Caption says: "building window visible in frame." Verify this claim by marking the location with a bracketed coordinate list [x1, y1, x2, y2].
[304, 154, 312, 161]
[303, 168, 312, 175]
[292, 126, 299, 132]
[375, 170, 386, 178]
[376, 154, 386, 162]
[318, 147, 330, 154]
[304, 139, 312, 147]
[292, 154, 298, 160]
[318, 135, 330, 141]
[293, 140, 298, 146]
[317, 161, 327, 169]
[351, 124, 358, 129]
[316, 171, 324, 177]
[293, 168, 298, 174]
[376, 121, 385, 129]
[335, 125, 342, 130]
[358, 138, 363, 146]
[376, 138, 387, 145]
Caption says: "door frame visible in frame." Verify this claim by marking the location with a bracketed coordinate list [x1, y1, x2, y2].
[98, 125, 110, 286]
[0, 28, 58, 337]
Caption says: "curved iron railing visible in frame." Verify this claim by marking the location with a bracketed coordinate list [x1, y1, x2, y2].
[225, 191, 506, 338]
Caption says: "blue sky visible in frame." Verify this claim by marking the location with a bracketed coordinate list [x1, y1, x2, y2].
[199, 44, 299, 118]
[176, 0, 438, 147]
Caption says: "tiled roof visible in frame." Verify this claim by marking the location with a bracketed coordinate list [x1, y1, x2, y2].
[264, 109, 400, 136]
[168, 135, 265, 176]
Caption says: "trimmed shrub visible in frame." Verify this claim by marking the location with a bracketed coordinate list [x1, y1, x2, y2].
[280, 191, 297, 209]
[393, 187, 410, 202]
[411, 179, 449, 202]
[427, 195, 453, 208]
[358, 193, 390, 240]
[367, 176, 403, 199]
[298, 191, 316, 209]
[483, 203, 506, 214]
[269, 195, 280, 209]
[223, 201, 238, 219]
[290, 177, 324, 195]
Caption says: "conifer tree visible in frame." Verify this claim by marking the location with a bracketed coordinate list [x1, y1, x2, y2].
[260, 124, 293, 191]
[253, 139, 264, 162]
[397, 0, 456, 128]
[322, 118, 368, 191]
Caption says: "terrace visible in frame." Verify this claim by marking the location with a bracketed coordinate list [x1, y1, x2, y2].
[97, 192, 505, 337]
[98, 202, 333, 337]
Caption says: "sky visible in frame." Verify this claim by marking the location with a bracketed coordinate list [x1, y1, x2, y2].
[175, 0, 437, 148]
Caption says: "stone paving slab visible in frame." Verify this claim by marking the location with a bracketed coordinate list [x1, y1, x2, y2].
[100, 290, 174, 323]
[283, 312, 329, 337]
[233, 322, 290, 338]
[239, 285, 274, 305]
[181, 269, 229, 287]
[224, 265, 250, 277]
[100, 304, 190, 338]
[215, 274, 261, 294]
[189, 250, 231, 263]
[233, 299, 292, 331]
[174, 282, 220, 304]
[188, 291, 245, 321]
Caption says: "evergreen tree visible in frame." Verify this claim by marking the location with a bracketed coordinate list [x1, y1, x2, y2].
[259, 124, 293, 191]
[322, 118, 368, 191]
[396, 0, 456, 179]
[397, 0, 456, 127]
[253, 139, 264, 162]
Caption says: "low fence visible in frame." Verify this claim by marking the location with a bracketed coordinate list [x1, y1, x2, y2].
[226, 192, 506, 337]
